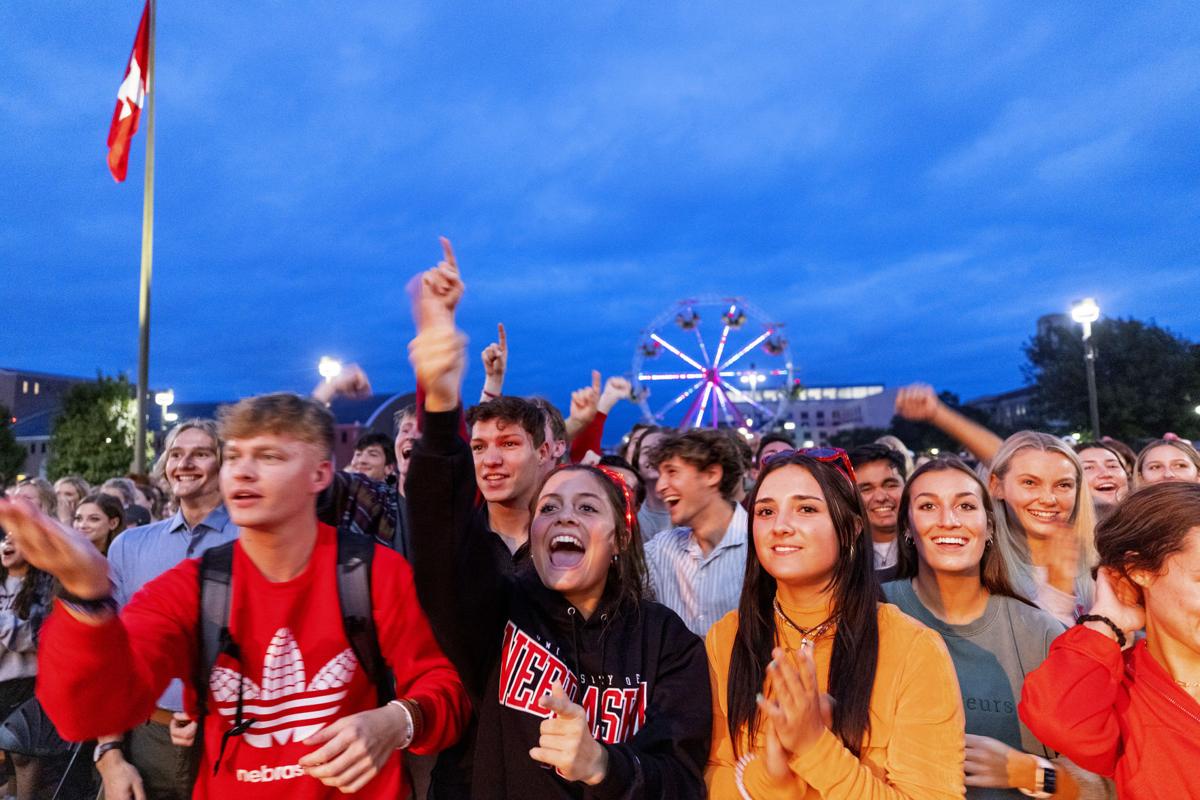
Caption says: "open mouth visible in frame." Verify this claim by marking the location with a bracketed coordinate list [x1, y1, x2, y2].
[870, 503, 896, 515]
[229, 489, 262, 505]
[1094, 481, 1118, 493]
[548, 533, 586, 569]
[662, 495, 681, 510]
[481, 473, 509, 487]
[931, 536, 968, 548]
[0, 546, 15, 559]
[1026, 509, 1061, 523]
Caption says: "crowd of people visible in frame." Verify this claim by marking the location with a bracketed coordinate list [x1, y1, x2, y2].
[0, 239, 1198, 798]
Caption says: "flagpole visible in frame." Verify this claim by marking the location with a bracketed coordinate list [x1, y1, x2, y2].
[133, 0, 155, 474]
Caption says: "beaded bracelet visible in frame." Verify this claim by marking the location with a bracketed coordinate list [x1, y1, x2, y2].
[1077, 614, 1127, 648]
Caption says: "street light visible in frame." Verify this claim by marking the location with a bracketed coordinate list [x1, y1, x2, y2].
[1070, 298, 1102, 439]
[155, 389, 175, 430]
[318, 356, 343, 383]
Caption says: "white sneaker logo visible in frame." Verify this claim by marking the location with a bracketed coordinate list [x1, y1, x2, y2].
[210, 627, 358, 749]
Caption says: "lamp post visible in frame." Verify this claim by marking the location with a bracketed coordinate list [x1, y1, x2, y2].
[154, 389, 175, 430]
[1070, 298, 1101, 439]
[318, 356, 343, 384]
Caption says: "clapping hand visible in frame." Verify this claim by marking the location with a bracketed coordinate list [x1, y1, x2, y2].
[756, 646, 833, 779]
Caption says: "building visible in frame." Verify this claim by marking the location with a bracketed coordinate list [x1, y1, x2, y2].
[758, 384, 899, 447]
[1, 368, 96, 479]
[966, 386, 1038, 432]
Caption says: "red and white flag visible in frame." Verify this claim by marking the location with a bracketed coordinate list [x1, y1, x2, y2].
[106, 1, 150, 182]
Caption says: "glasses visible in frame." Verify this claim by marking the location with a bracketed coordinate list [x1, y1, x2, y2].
[762, 446, 857, 485]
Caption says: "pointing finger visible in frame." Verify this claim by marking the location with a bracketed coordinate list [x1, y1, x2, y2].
[439, 236, 458, 273]
[497, 322, 507, 352]
[541, 683, 584, 719]
[591, 370, 601, 393]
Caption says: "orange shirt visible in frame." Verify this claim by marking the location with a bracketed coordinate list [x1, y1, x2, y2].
[705, 600, 965, 799]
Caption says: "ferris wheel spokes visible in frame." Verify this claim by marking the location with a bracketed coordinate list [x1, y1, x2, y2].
[692, 327, 712, 366]
[637, 371, 706, 381]
[654, 379, 706, 421]
[722, 382, 774, 418]
[718, 329, 774, 371]
[649, 333, 705, 372]
[711, 304, 737, 367]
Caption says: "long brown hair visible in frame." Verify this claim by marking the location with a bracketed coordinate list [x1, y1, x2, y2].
[727, 453, 880, 757]
[894, 457, 1034, 605]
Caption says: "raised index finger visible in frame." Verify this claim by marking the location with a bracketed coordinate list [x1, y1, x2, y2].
[439, 236, 458, 273]
[497, 322, 507, 352]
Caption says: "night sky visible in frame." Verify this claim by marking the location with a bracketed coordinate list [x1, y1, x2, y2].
[4, 2, 1198, 439]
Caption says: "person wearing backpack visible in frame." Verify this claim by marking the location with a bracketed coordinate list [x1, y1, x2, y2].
[0, 392, 470, 799]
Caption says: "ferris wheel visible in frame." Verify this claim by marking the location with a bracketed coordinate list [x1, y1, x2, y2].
[632, 296, 794, 430]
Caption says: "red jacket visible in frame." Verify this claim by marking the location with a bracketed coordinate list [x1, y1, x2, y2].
[1019, 624, 1200, 798]
[37, 523, 469, 799]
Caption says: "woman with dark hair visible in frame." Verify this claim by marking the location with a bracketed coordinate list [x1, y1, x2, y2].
[411, 460, 710, 798]
[706, 449, 965, 798]
[631, 426, 672, 541]
[0, 533, 54, 799]
[71, 492, 125, 555]
[884, 458, 1109, 798]
[1020, 482, 1200, 797]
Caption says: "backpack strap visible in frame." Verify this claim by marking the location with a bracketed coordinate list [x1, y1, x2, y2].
[336, 528, 396, 705]
[196, 541, 237, 719]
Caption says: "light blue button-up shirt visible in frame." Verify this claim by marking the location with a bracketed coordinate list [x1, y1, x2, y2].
[107, 504, 240, 712]
[644, 503, 748, 636]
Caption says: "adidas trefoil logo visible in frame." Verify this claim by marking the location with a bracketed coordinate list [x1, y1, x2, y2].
[210, 627, 358, 749]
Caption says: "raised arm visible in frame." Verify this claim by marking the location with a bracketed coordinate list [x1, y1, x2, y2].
[0, 500, 196, 741]
[895, 383, 1003, 466]
[405, 238, 506, 697]
[564, 371, 602, 441]
[480, 322, 507, 402]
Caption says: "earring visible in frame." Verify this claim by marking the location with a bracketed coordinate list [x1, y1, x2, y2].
[904, 535, 913, 545]
[985, 538, 993, 548]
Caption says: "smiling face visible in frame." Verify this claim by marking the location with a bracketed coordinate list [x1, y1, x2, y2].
[73, 502, 119, 551]
[220, 434, 332, 531]
[349, 444, 392, 482]
[656, 455, 723, 528]
[470, 418, 548, 506]
[1, 535, 27, 575]
[752, 465, 841, 591]
[855, 459, 904, 540]
[991, 449, 1079, 542]
[1078, 447, 1130, 508]
[1140, 444, 1200, 485]
[908, 469, 990, 578]
[165, 427, 221, 503]
[394, 413, 418, 486]
[530, 470, 619, 612]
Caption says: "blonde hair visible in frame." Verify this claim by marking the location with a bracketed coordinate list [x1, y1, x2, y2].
[987, 431, 1097, 609]
[152, 419, 221, 483]
[218, 393, 334, 457]
[1133, 439, 1200, 488]
[16, 478, 56, 515]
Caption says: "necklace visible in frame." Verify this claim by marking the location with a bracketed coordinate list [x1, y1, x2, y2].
[773, 599, 838, 647]
[1175, 679, 1200, 689]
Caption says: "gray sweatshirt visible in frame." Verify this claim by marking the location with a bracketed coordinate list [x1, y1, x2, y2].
[0, 575, 48, 684]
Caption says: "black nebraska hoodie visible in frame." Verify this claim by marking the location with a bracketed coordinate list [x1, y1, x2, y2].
[408, 407, 711, 799]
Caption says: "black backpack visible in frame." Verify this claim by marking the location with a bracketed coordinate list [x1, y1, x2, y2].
[192, 528, 396, 772]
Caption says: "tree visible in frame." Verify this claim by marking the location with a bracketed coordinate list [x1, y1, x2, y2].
[47, 374, 149, 483]
[1024, 317, 1200, 442]
[828, 426, 889, 450]
[0, 407, 26, 488]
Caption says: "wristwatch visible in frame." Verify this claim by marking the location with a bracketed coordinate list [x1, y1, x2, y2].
[93, 740, 124, 765]
[1019, 756, 1057, 798]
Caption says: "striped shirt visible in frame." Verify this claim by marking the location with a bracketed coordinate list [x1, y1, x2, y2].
[644, 503, 748, 636]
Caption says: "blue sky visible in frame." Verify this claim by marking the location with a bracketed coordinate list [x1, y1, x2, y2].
[3, 2, 1198, 438]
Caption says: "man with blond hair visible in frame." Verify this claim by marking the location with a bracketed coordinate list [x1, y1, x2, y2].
[0, 393, 468, 798]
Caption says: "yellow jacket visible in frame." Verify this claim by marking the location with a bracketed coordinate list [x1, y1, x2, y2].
[705, 601, 965, 799]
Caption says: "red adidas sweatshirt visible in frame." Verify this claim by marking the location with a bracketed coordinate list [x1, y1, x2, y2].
[1019, 624, 1200, 798]
[37, 523, 469, 799]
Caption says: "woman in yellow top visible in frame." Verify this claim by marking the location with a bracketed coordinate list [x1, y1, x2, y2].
[706, 449, 966, 799]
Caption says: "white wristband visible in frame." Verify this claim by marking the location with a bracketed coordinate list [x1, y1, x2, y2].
[734, 753, 756, 800]
[387, 699, 414, 750]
